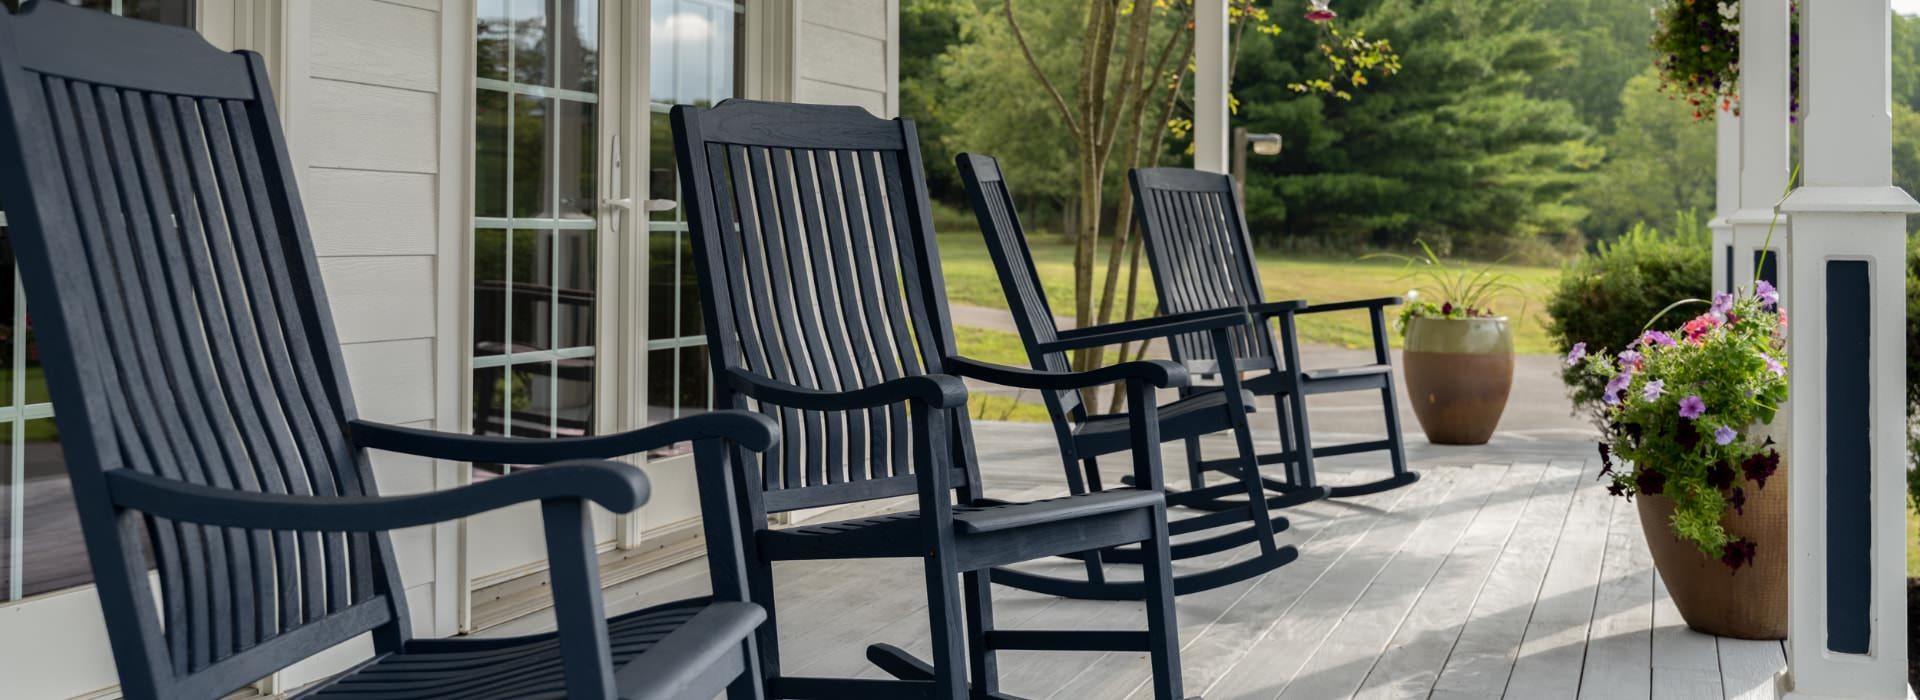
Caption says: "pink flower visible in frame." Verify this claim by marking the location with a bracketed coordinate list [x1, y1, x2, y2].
[1678, 395, 1706, 419]
[1681, 314, 1719, 343]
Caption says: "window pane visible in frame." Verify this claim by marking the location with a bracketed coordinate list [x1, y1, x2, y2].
[474, 89, 509, 218]
[560, 0, 598, 93]
[477, 0, 511, 82]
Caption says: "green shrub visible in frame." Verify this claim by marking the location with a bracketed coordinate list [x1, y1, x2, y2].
[1545, 211, 1712, 414]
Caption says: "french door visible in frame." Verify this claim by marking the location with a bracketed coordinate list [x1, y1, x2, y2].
[465, 0, 627, 592]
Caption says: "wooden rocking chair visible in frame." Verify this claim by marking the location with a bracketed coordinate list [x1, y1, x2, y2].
[672, 100, 1188, 699]
[0, 3, 771, 697]
[956, 153, 1312, 600]
[1130, 167, 1420, 498]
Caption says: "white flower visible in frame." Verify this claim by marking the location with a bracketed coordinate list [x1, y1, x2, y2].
[1405, 289, 1420, 302]
[1717, 1, 1738, 20]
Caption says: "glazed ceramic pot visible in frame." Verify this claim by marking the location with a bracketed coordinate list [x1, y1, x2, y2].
[1635, 423, 1788, 640]
[1402, 316, 1514, 445]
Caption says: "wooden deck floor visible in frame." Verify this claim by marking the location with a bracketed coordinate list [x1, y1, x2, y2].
[489, 421, 1786, 699]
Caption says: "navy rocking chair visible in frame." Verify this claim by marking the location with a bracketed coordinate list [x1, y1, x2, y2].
[672, 100, 1187, 699]
[0, 3, 770, 698]
[956, 153, 1313, 601]
[1130, 167, 1419, 498]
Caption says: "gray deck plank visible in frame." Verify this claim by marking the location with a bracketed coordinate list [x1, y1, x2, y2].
[1351, 461, 1549, 700]
[1652, 570, 1726, 699]
[1505, 456, 1613, 699]
[1277, 464, 1502, 700]
[1577, 492, 1658, 700]
[1429, 458, 1587, 699]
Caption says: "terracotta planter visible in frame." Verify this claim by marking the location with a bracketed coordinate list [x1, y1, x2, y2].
[1402, 316, 1514, 445]
[1634, 424, 1788, 639]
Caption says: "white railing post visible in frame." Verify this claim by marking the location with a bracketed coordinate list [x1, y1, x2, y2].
[1776, 0, 1917, 696]
[1711, 109, 1741, 294]
[1192, 0, 1228, 174]
[1729, 0, 1792, 297]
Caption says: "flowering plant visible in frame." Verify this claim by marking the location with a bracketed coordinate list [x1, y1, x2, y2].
[1370, 241, 1520, 335]
[1649, 0, 1799, 122]
[1571, 283, 1788, 569]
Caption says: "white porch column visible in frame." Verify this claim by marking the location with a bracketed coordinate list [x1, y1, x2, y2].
[1192, 0, 1228, 173]
[1711, 110, 1742, 294]
[1728, 0, 1792, 296]
[1777, 0, 1917, 696]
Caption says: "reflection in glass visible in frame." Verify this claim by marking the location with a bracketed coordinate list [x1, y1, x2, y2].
[472, 0, 601, 456]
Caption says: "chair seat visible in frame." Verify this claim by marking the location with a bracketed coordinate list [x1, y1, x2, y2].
[757, 488, 1164, 562]
[304, 598, 762, 700]
[1072, 389, 1255, 456]
[1243, 364, 1393, 396]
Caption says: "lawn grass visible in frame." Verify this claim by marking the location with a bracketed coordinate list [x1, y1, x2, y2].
[932, 205, 1565, 355]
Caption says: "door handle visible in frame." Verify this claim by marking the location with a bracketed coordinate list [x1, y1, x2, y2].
[645, 199, 677, 213]
[602, 197, 634, 211]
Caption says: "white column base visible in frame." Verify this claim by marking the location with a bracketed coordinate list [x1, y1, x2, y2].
[1727, 207, 1789, 296]
[1777, 185, 1918, 700]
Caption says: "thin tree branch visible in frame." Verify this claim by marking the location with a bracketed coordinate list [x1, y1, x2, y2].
[1003, 0, 1081, 136]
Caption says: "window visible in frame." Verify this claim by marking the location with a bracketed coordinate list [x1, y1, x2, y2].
[471, 0, 601, 473]
[0, 0, 197, 603]
[645, 0, 744, 448]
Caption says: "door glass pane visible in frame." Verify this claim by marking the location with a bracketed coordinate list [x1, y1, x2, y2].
[0, 0, 194, 603]
[471, 0, 600, 474]
[644, 0, 741, 456]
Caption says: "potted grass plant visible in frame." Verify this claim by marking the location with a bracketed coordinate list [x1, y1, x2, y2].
[1571, 282, 1789, 638]
[1378, 243, 1520, 445]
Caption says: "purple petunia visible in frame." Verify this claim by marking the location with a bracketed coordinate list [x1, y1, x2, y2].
[1713, 425, 1737, 445]
[1618, 349, 1643, 371]
[1678, 395, 1706, 419]
[1604, 373, 1631, 405]
[1764, 355, 1784, 377]
[1641, 379, 1665, 401]
[1756, 280, 1779, 309]
[1710, 292, 1734, 319]
[1565, 342, 1587, 366]
[1640, 330, 1678, 348]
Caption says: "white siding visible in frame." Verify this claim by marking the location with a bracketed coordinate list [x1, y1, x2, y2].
[796, 0, 898, 117]
[288, 0, 462, 683]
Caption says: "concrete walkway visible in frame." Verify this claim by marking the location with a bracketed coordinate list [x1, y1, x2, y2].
[947, 303, 1595, 443]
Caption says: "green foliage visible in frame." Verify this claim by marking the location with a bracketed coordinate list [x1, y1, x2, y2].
[899, 0, 972, 201]
[1577, 290, 1787, 567]
[1579, 69, 1716, 243]
[1545, 212, 1712, 411]
[1648, 0, 1740, 120]
[1527, 0, 1656, 133]
[1369, 240, 1521, 333]
[1234, 0, 1599, 256]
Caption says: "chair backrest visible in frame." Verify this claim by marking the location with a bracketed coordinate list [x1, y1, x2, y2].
[0, 4, 406, 696]
[955, 153, 1084, 421]
[1129, 167, 1278, 372]
[671, 100, 975, 514]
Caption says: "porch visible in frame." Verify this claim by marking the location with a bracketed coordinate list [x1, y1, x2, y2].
[489, 421, 1784, 699]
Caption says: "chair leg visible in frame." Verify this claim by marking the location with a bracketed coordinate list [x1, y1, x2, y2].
[963, 570, 1001, 699]
[1272, 393, 1300, 485]
[1138, 504, 1185, 700]
[1182, 436, 1205, 491]
[925, 555, 971, 699]
[1379, 383, 1412, 477]
[1286, 389, 1320, 490]
[1082, 455, 1105, 492]
[746, 558, 782, 685]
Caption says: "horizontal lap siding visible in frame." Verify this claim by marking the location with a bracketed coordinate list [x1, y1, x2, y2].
[798, 0, 896, 117]
[281, 0, 451, 687]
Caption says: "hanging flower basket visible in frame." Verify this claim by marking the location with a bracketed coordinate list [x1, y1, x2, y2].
[1649, 0, 1799, 122]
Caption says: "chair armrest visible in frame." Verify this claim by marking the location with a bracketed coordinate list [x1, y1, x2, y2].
[349, 410, 779, 464]
[945, 355, 1189, 391]
[1040, 307, 1250, 353]
[612, 602, 767, 700]
[105, 460, 652, 531]
[1294, 296, 1404, 315]
[722, 367, 969, 410]
[1244, 299, 1309, 319]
